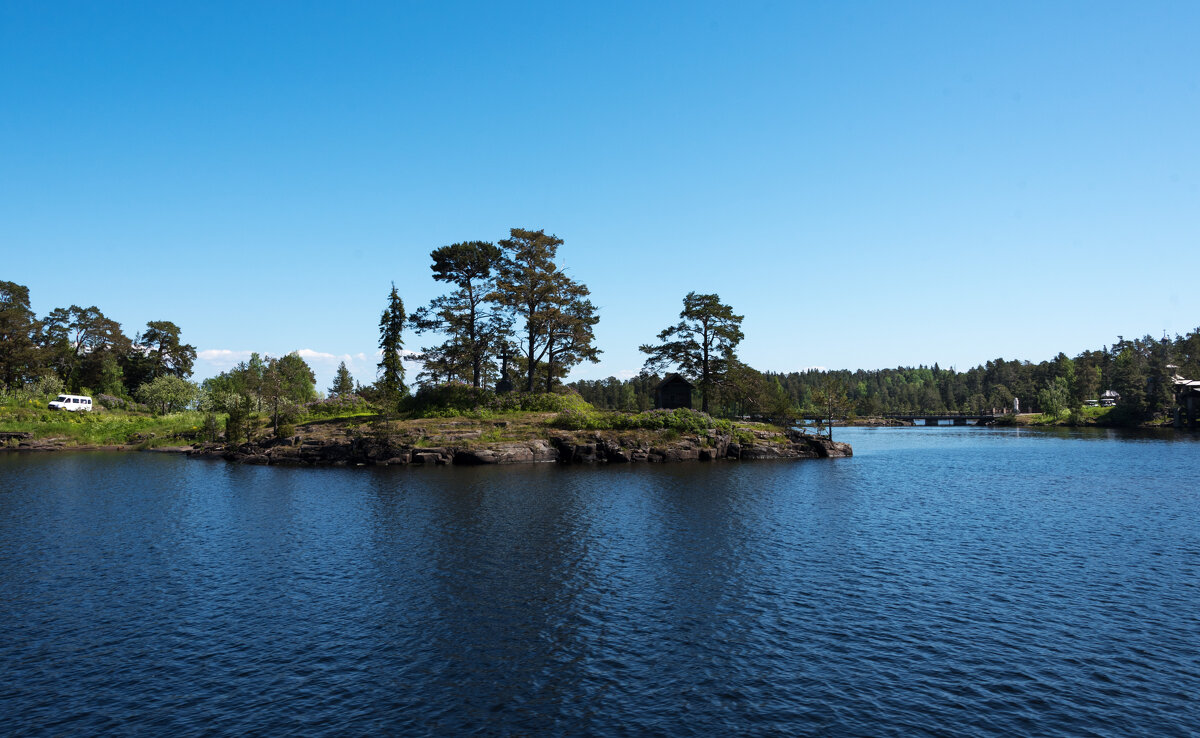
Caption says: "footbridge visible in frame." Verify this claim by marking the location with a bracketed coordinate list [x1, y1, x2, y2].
[882, 412, 997, 426]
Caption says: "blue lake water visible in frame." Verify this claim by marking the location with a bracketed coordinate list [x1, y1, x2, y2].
[1, 427, 1198, 736]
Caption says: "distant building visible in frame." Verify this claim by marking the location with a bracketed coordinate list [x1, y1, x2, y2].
[495, 349, 514, 394]
[1100, 389, 1120, 407]
[1173, 374, 1200, 428]
[654, 374, 694, 410]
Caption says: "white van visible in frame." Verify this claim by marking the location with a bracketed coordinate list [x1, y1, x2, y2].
[49, 394, 93, 412]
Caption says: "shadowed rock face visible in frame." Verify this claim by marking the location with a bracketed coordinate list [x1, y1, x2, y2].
[189, 430, 851, 468]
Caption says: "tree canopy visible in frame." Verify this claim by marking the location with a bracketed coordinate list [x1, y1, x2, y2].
[136, 374, 198, 415]
[0, 281, 40, 388]
[261, 352, 317, 433]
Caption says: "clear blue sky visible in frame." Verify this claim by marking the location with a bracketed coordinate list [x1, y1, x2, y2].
[3, 2, 1198, 390]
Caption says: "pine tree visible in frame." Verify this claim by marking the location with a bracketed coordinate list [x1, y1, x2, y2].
[411, 241, 508, 388]
[639, 292, 744, 414]
[494, 228, 564, 392]
[541, 281, 600, 391]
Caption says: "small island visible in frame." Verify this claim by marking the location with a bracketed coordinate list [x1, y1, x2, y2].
[3, 228, 1195, 459]
[1, 232, 859, 466]
[187, 405, 852, 468]
[0, 390, 851, 466]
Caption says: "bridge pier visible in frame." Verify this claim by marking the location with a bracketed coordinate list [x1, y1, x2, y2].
[953, 418, 968, 426]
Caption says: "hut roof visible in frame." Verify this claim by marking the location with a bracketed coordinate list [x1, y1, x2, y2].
[655, 373, 694, 390]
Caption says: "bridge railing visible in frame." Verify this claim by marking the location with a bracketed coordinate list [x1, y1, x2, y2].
[881, 412, 997, 418]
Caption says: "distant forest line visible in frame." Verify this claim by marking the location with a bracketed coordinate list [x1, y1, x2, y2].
[571, 329, 1200, 424]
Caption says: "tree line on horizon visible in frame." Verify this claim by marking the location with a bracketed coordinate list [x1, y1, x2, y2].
[7, 242, 1197, 430]
[571, 329, 1200, 424]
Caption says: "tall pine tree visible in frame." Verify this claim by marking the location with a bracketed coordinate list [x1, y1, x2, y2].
[411, 241, 509, 388]
[494, 228, 562, 392]
[492, 227, 599, 392]
[640, 292, 744, 414]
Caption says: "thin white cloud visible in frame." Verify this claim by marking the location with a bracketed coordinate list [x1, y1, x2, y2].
[618, 369, 638, 379]
[295, 348, 344, 364]
[196, 349, 252, 371]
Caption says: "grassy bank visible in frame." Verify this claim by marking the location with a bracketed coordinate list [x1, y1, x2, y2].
[0, 406, 216, 448]
[2, 386, 801, 452]
[994, 406, 1122, 427]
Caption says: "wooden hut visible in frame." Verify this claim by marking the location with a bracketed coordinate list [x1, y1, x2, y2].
[654, 374, 694, 410]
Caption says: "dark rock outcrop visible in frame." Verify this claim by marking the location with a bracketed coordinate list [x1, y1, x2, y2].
[188, 429, 850, 468]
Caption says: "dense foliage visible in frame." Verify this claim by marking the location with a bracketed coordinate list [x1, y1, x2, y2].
[199, 351, 318, 439]
[404, 383, 592, 418]
[550, 406, 736, 435]
[0, 279, 198, 409]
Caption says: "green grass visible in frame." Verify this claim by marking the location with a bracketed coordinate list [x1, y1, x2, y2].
[546, 407, 778, 442]
[1009, 405, 1116, 427]
[299, 407, 378, 424]
[1080, 405, 1115, 420]
[0, 405, 215, 447]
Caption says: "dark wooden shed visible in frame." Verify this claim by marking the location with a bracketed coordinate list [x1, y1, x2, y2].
[654, 374, 694, 410]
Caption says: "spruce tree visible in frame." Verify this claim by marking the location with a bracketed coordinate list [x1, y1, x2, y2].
[329, 361, 354, 397]
[377, 283, 407, 406]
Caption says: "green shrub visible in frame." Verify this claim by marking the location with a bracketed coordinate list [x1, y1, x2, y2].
[406, 383, 494, 417]
[225, 404, 248, 444]
[276, 402, 301, 426]
[406, 383, 594, 418]
[550, 408, 612, 430]
[549, 406, 732, 434]
[202, 412, 221, 442]
[35, 374, 64, 400]
[502, 392, 592, 413]
[305, 394, 373, 418]
[276, 423, 295, 439]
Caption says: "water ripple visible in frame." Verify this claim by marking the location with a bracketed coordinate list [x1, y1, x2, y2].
[1, 430, 1198, 735]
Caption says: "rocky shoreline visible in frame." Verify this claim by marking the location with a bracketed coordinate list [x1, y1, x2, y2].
[187, 427, 852, 467]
